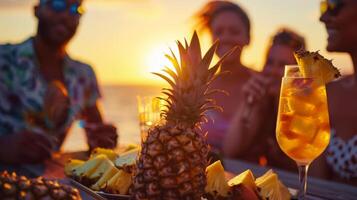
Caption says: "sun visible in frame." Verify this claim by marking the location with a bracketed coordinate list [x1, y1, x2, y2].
[145, 44, 178, 73]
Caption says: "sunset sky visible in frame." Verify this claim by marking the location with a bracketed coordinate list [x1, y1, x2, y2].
[0, 0, 353, 86]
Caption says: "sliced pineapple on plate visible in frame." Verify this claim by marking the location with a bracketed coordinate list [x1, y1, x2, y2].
[228, 169, 257, 192]
[64, 159, 85, 176]
[71, 154, 112, 186]
[104, 170, 132, 195]
[91, 164, 119, 191]
[87, 156, 115, 180]
[90, 147, 118, 161]
[115, 148, 139, 169]
[205, 161, 230, 198]
[255, 170, 291, 200]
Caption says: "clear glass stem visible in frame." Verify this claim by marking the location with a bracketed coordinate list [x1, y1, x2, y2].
[297, 164, 309, 200]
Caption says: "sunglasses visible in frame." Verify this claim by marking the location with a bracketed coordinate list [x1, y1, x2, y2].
[40, 0, 84, 16]
[320, 0, 344, 16]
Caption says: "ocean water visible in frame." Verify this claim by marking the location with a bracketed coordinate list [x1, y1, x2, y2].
[61, 85, 161, 152]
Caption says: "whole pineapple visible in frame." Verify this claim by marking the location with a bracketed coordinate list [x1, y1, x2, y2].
[132, 32, 236, 200]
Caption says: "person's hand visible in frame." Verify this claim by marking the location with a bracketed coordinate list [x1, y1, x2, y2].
[240, 72, 277, 124]
[85, 123, 118, 150]
[0, 131, 52, 164]
[242, 72, 273, 105]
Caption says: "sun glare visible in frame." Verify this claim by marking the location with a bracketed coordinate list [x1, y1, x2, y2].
[145, 45, 178, 74]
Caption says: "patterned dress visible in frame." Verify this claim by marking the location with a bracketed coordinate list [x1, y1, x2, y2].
[0, 38, 101, 149]
[326, 130, 357, 179]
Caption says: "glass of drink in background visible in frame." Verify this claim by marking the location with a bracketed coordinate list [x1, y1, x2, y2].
[137, 96, 162, 142]
[276, 65, 330, 199]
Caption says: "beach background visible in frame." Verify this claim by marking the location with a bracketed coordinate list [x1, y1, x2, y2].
[61, 85, 161, 152]
[1, 0, 355, 152]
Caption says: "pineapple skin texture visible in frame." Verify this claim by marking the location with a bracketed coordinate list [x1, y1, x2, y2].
[132, 123, 209, 200]
[0, 171, 81, 200]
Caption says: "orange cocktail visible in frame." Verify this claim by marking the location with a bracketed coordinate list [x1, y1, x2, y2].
[276, 75, 330, 165]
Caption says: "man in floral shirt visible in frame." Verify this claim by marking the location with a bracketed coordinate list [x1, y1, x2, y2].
[0, 0, 118, 164]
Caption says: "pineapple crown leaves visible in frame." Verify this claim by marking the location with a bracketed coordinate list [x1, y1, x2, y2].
[153, 31, 238, 126]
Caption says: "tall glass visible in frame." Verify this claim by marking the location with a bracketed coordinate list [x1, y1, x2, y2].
[137, 96, 162, 142]
[276, 65, 330, 199]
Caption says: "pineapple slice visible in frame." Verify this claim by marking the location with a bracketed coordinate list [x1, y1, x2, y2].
[205, 161, 230, 197]
[64, 159, 84, 176]
[72, 155, 108, 179]
[121, 144, 140, 153]
[294, 49, 341, 84]
[255, 170, 291, 200]
[228, 169, 257, 192]
[87, 156, 115, 180]
[90, 148, 118, 161]
[104, 170, 132, 195]
[91, 165, 119, 190]
[115, 148, 139, 169]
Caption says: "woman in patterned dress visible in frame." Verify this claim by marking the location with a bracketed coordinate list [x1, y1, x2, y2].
[319, 0, 357, 185]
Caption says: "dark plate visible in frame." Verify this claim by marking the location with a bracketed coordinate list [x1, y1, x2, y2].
[70, 179, 130, 200]
[97, 191, 131, 200]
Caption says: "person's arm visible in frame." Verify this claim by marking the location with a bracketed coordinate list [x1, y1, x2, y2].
[79, 66, 118, 150]
[82, 103, 103, 123]
[223, 73, 272, 158]
[223, 98, 270, 158]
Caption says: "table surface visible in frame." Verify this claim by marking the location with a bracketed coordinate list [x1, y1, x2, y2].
[2, 152, 357, 200]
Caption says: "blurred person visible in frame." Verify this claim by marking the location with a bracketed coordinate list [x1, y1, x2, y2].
[319, 0, 357, 184]
[223, 28, 306, 171]
[0, 0, 118, 164]
[195, 0, 252, 152]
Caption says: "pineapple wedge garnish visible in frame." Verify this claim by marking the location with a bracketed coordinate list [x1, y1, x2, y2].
[104, 170, 132, 195]
[90, 147, 118, 161]
[64, 159, 84, 176]
[228, 169, 257, 192]
[255, 170, 290, 200]
[294, 49, 341, 84]
[205, 161, 230, 197]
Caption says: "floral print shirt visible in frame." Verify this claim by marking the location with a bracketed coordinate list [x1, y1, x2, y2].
[0, 38, 100, 148]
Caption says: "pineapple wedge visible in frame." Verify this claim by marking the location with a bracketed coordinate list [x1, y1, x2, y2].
[228, 169, 257, 192]
[87, 156, 115, 180]
[90, 148, 118, 161]
[255, 170, 290, 200]
[294, 49, 341, 84]
[72, 154, 109, 179]
[104, 170, 132, 195]
[121, 143, 140, 153]
[91, 165, 119, 190]
[115, 148, 139, 169]
[64, 159, 84, 176]
[205, 161, 230, 197]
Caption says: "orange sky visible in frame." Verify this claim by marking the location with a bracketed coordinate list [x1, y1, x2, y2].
[0, 0, 353, 86]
